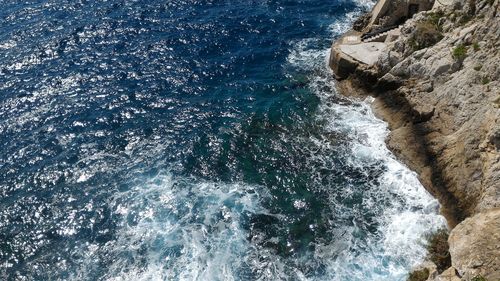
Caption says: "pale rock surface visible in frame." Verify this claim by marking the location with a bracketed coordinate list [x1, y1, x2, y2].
[374, 0, 500, 218]
[435, 267, 461, 281]
[448, 209, 500, 281]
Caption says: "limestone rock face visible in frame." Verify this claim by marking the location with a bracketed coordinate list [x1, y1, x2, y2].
[370, 0, 500, 223]
[380, 0, 500, 217]
[332, 0, 500, 278]
[448, 209, 500, 280]
[376, 0, 500, 276]
[329, 44, 359, 80]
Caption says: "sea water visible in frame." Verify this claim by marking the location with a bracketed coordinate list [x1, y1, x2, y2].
[0, 0, 445, 280]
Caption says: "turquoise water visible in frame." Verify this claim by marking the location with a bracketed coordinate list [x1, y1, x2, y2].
[0, 0, 445, 280]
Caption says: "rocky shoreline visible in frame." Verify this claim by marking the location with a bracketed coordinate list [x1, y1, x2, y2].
[330, 0, 499, 280]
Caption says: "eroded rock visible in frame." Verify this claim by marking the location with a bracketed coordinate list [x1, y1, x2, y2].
[448, 209, 500, 281]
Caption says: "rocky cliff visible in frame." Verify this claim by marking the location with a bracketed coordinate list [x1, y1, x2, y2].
[331, 0, 500, 280]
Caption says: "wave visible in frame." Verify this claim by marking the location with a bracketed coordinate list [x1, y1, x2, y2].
[283, 4, 446, 279]
[70, 174, 298, 281]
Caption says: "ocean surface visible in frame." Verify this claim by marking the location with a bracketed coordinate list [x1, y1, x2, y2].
[0, 0, 446, 280]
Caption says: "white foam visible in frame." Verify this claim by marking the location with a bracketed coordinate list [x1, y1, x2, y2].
[296, 89, 447, 279]
[284, 9, 446, 277]
[70, 174, 300, 281]
[287, 38, 325, 71]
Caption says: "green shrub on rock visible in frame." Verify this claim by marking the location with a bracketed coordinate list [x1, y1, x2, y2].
[452, 44, 468, 60]
[481, 76, 490, 85]
[471, 275, 487, 281]
[409, 23, 444, 51]
[427, 10, 445, 30]
[473, 42, 480, 51]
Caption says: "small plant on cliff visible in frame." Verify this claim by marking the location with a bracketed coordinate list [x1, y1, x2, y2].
[473, 42, 480, 51]
[427, 10, 445, 31]
[452, 44, 468, 60]
[481, 76, 491, 85]
[473, 64, 482, 71]
[427, 228, 451, 273]
[409, 22, 444, 51]
[471, 275, 488, 281]
[407, 268, 430, 281]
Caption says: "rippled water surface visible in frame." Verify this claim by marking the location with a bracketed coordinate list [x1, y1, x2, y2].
[0, 0, 445, 280]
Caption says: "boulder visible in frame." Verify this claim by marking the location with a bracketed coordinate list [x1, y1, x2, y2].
[448, 208, 500, 281]
[435, 267, 461, 281]
[430, 57, 452, 76]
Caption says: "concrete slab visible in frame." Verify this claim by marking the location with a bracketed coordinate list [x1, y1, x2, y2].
[339, 42, 387, 65]
[343, 35, 361, 44]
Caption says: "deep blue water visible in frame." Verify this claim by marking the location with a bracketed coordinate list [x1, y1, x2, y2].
[0, 0, 445, 280]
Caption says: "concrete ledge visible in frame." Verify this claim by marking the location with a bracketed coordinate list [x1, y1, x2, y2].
[329, 33, 387, 79]
[340, 42, 387, 65]
[329, 43, 360, 80]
